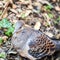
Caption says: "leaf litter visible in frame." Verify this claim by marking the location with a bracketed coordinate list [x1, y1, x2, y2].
[0, 0, 60, 60]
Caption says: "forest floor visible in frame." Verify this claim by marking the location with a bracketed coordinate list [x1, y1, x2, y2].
[0, 0, 60, 60]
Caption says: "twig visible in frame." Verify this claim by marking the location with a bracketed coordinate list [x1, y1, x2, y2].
[0, 1, 10, 19]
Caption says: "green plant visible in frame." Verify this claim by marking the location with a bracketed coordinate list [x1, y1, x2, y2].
[5, 26, 14, 37]
[48, 13, 53, 18]
[20, 13, 26, 18]
[54, 16, 60, 24]
[0, 18, 14, 37]
[0, 37, 3, 45]
[44, 5, 53, 11]
[0, 10, 2, 15]
[0, 52, 6, 58]
[0, 18, 12, 28]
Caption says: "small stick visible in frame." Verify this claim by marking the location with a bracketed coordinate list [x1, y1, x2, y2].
[0, 1, 10, 19]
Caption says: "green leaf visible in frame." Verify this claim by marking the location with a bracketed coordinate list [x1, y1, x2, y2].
[48, 13, 53, 18]
[54, 16, 60, 24]
[5, 26, 14, 37]
[0, 38, 3, 45]
[0, 10, 2, 15]
[0, 18, 15, 37]
[45, 22, 50, 26]
[0, 52, 6, 58]
[57, 16, 60, 21]
[20, 13, 26, 19]
[0, 18, 12, 28]
[54, 20, 58, 24]
[44, 5, 53, 11]
[20, 10, 31, 19]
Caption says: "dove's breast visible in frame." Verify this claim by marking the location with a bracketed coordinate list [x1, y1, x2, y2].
[12, 27, 34, 50]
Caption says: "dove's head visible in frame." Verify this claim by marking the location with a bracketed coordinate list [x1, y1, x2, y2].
[14, 20, 25, 33]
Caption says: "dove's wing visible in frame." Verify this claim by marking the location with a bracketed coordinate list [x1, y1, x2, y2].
[27, 30, 55, 59]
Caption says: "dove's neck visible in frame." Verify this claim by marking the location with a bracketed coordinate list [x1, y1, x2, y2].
[52, 40, 60, 51]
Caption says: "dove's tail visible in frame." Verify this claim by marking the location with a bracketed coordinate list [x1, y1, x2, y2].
[52, 40, 60, 51]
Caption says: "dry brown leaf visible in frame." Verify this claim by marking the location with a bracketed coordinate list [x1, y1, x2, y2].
[44, 32, 54, 38]
[12, 4, 17, 9]
[55, 6, 60, 12]
[52, 0, 56, 2]
[34, 21, 41, 30]
[10, 9, 18, 14]
[16, 10, 32, 18]
[55, 34, 60, 39]
[2, 36, 8, 42]
[0, 7, 8, 19]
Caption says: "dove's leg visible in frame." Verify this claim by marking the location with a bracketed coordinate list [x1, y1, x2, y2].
[20, 51, 36, 60]
[19, 44, 36, 60]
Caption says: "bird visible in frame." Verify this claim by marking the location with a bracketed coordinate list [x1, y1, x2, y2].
[11, 20, 60, 60]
